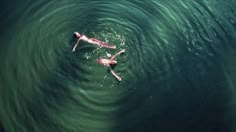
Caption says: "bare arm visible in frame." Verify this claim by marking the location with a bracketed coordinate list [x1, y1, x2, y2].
[111, 49, 125, 60]
[72, 38, 81, 52]
[109, 67, 122, 81]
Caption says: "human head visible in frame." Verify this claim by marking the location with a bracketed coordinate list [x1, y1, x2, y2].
[74, 32, 81, 38]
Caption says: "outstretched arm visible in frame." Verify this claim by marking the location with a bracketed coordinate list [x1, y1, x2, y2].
[72, 38, 81, 52]
[109, 67, 122, 81]
[111, 49, 125, 60]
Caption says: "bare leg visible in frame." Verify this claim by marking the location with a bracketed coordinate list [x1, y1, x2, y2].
[72, 38, 81, 52]
[90, 38, 101, 43]
[109, 67, 122, 81]
[90, 38, 116, 49]
[100, 42, 116, 49]
[111, 49, 125, 60]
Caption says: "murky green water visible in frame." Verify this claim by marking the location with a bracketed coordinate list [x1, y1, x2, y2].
[0, 0, 236, 132]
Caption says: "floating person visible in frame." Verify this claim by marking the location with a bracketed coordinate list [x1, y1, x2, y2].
[72, 32, 116, 52]
[97, 49, 125, 81]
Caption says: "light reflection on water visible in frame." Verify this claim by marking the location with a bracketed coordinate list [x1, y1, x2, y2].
[0, 0, 236, 132]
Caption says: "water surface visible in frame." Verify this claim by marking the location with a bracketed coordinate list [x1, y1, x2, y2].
[0, 0, 236, 132]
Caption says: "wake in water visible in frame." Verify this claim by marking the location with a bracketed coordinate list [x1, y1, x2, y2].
[73, 31, 125, 81]
[0, 0, 236, 132]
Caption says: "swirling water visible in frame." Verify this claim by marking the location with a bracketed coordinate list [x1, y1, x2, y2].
[0, 0, 236, 132]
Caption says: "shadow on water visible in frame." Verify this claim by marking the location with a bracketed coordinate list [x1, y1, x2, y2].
[117, 40, 230, 132]
[115, 1, 236, 132]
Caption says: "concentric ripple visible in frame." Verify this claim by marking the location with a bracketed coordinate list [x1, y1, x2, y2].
[0, 0, 236, 132]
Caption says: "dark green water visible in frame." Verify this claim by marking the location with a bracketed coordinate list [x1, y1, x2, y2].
[0, 0, 236, 132]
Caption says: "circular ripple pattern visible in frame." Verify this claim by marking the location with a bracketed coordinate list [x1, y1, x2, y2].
[1, 0, 236, 132]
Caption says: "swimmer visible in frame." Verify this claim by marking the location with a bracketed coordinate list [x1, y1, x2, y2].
[72, 32, 116, 52]
[97, 49, 125, 81]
